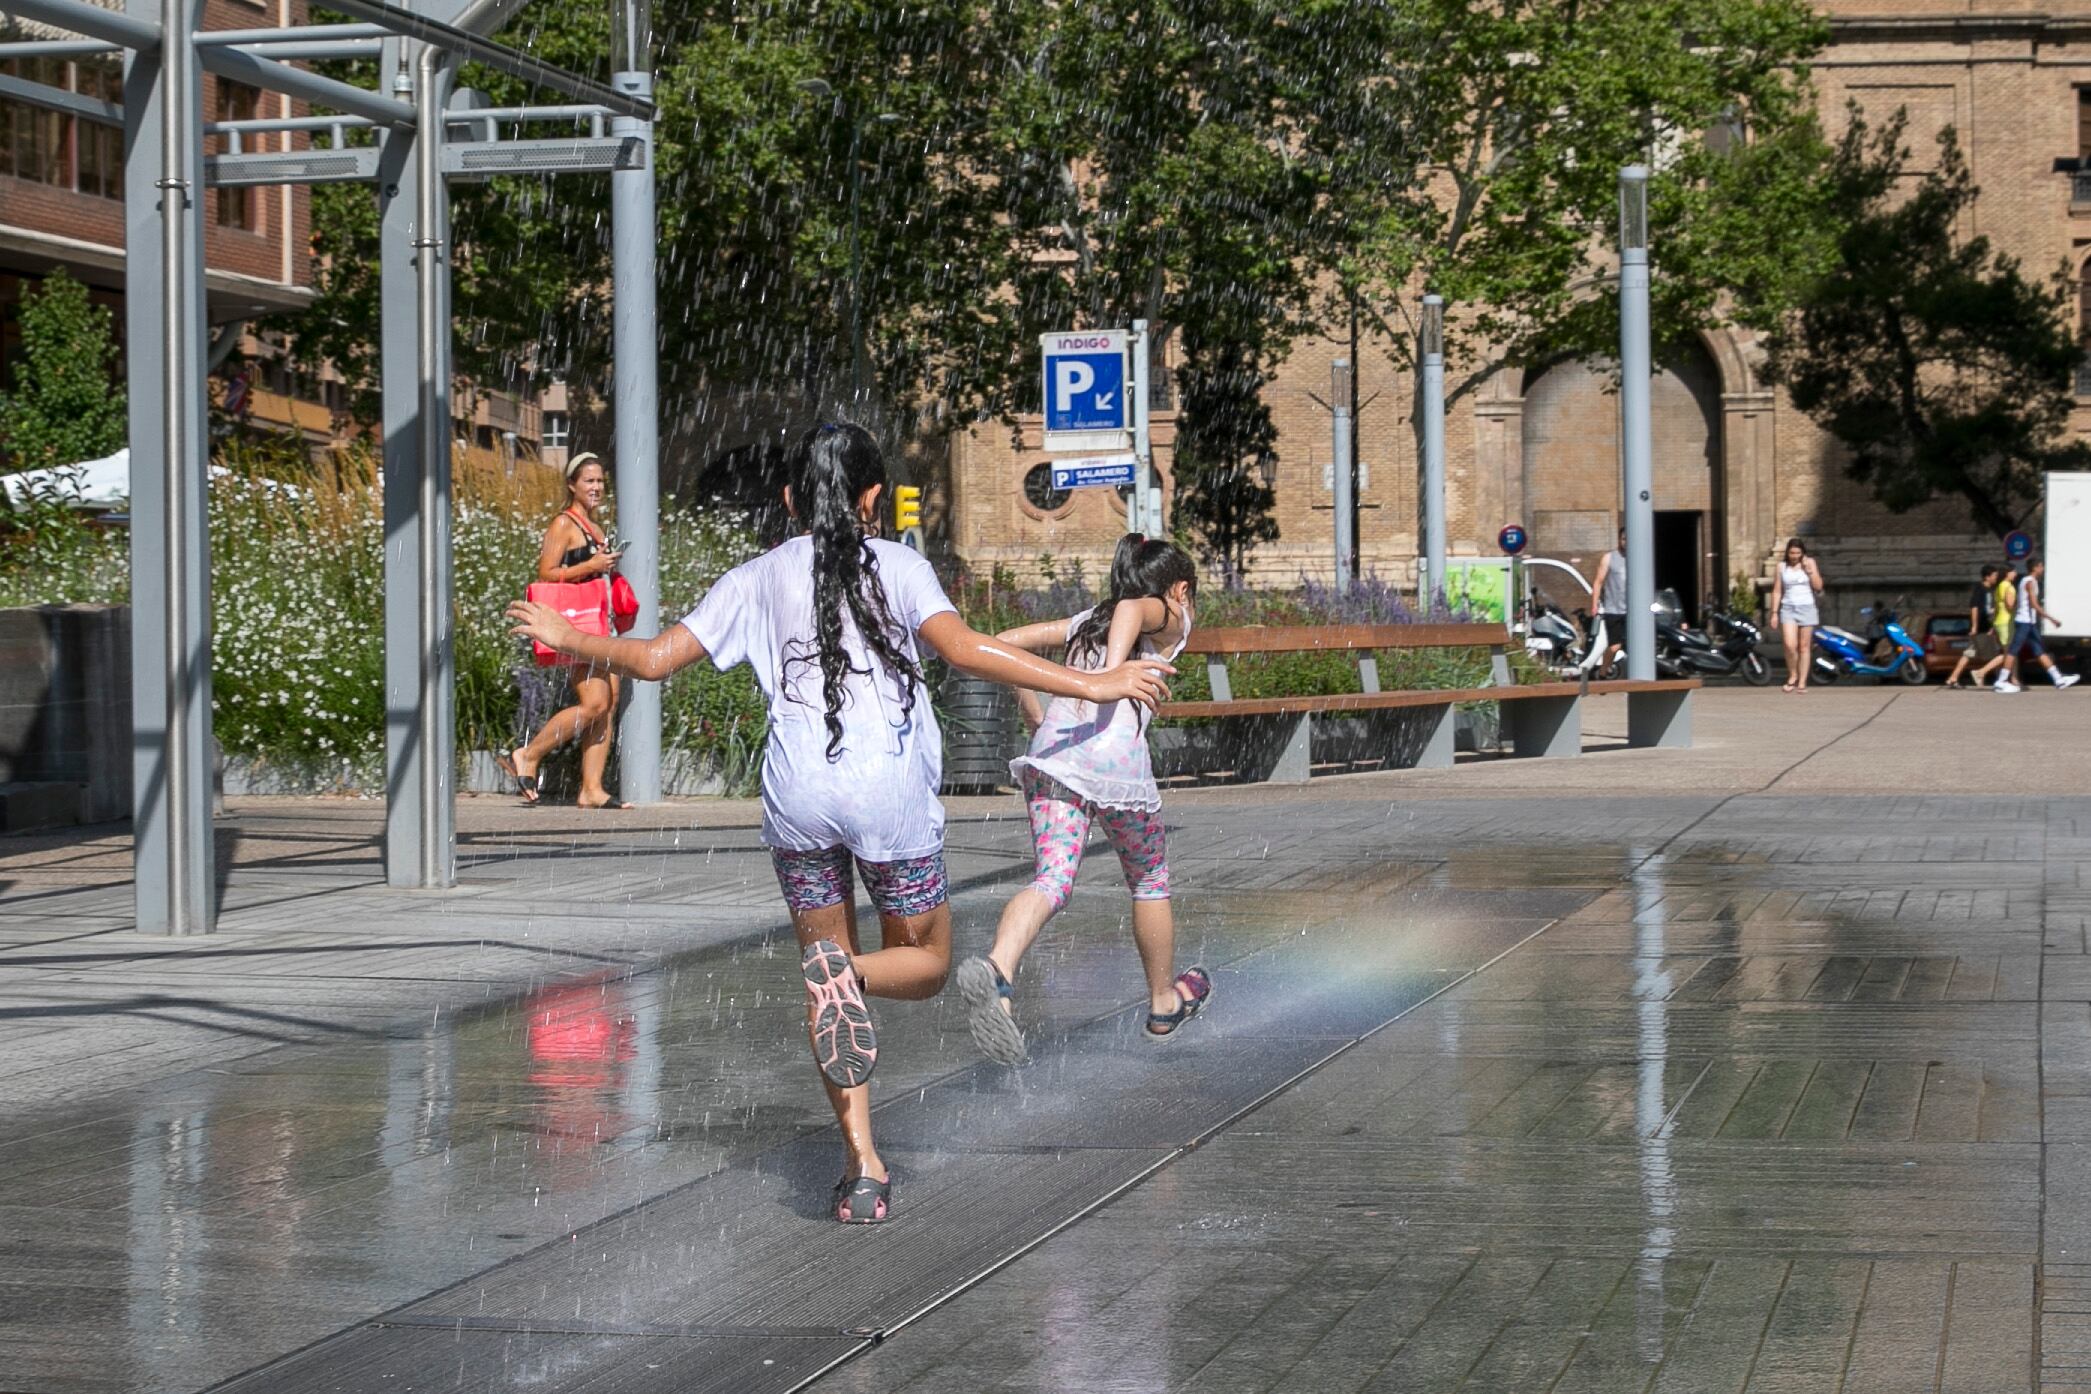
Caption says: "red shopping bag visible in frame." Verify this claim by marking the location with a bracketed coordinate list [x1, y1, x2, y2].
[525, 579, 611, 667]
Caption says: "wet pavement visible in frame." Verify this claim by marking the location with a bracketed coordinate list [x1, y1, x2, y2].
[2, 690, 2088, 1392]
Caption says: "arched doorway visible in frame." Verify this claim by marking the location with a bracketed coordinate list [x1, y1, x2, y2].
[1520, 342, 1725, 621]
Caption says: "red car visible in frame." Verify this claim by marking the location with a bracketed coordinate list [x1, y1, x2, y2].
[1921, 611, 1972, 678]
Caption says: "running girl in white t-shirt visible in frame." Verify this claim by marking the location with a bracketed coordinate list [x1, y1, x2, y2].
[508, 424, 1173, 1224]
[955, 534, 1211, 1065]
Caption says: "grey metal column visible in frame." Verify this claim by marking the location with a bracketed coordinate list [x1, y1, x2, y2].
[380, 38, 430, 886]
[124, 0, 216, 934]
[611, 0, 659, 803]
[1331, 357, 1354, 591]
[1618, 166, 1655, 681]
[413, 39, 456, 885]
[1131, 319, 1153, 537]
[1420, 294, 1447, 606]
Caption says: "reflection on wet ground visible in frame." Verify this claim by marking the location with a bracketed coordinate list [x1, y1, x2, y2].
[2, 793, 2084, 1392]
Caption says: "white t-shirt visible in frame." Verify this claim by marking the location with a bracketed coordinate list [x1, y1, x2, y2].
[682, 534, 957, 861]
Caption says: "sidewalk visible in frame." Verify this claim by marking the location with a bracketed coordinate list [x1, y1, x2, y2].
[1, 687, 2087, 1392]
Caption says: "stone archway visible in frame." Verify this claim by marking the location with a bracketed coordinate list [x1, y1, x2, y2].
[1519, 339, 1727, 616]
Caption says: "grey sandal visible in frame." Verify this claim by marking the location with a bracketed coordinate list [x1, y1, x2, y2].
[834, 1172, 891, 1224]
[957, 956, 1026, 1065]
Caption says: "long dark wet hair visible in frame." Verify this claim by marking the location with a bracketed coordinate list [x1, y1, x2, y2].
[783, 423, 924, 759]
[1067, 533, 1197, 666]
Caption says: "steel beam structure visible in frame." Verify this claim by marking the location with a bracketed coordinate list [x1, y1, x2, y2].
[123, 0, 214, 935]
[611, 0, 659, 802]
[323, 0, 651, 120]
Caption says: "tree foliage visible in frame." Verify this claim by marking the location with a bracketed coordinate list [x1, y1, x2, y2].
[1172, 340, 1281, 586]
[1763, 114, 2091, 537]
[0, 269, 128, 474]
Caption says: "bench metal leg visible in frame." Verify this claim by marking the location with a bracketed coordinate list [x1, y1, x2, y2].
[1265, 713, 1312, 783]
[1628, 688, 1692, 748]
[1502, 696, 1581, 758]
[1411, 703, 1456, 769]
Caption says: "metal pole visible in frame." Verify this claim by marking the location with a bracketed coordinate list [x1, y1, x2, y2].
[123, 0, 214, 933]
[1421, 294, 1447, 606]
[1619, 166, 1656, 682]
[380, 37, 425, 888]
[1131, 319, 1152, 537]
[611, 0, 659, 803]
[414, 40, 455, 886]
[1332, 357, 1355, 592]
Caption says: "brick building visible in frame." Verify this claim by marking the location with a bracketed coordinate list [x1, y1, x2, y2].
[940, 0, 2091, 623]
[1, 0, 552, 465]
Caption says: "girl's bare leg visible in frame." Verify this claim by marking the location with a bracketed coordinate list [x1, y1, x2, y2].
[787, 897, 952, 1184]
[577, 673, 621, 806]
[1795, 624, 1814, 690]
[1130, 898, 1180, 1015]
[515, 669, 612, 779]
[986, 889, 1057, 985]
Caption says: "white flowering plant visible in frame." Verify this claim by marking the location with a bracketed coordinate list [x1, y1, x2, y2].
[0, 440, 768, 790]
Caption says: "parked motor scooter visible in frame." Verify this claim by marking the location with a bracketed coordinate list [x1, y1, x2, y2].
[1651, 592, 1772, 684]
[1524, 600, 1606, 677]
[1811, 599, 1926, 685]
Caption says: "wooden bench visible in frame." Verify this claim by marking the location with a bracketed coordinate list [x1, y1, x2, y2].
[1156, 622, 1698, 782]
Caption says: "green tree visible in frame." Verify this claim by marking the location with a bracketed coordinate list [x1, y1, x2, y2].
[1294, 0, 1839, 507]
[0, 269, 128, 474]
[1763, 114, 2091, 537]
[1172, 340, 1280, 586]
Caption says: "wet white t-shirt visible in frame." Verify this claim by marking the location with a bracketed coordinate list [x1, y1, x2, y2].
[682, 535, 956, 861]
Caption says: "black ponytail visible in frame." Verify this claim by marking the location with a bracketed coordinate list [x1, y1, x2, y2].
[784, 423, 926, 759]
[1066, 533, 1197, 666]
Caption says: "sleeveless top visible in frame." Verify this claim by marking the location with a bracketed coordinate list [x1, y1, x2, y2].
[1598, 550, 1627, 611]
[2017, 574, 2039, 625]
[1779, 562, 1816, 609]
[558, 507, 604, 572]
[1009, 605, 1191, 812]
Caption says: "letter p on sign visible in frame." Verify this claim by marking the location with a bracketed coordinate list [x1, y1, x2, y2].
[1053, 360, 1096, 414]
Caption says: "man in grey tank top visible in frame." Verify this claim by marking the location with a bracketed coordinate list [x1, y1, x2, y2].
[1591, 529, 1628, 669]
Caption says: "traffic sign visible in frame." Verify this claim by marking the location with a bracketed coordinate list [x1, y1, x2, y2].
[1498, 523, 1528, 556]
[1041, 330, 1129, 437]
[2005, 529, 2033, 560]
[1050, 454, 1139, 491]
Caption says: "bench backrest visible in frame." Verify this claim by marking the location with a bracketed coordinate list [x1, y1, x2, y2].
[1183, 622, 1511, 701]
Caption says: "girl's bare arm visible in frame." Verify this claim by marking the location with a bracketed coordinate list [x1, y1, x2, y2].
[1105, 597, 1168, 667]
[919, 612, 1171, 708]
[995, 619, 1072, 653]
[507, 601, 705, 681]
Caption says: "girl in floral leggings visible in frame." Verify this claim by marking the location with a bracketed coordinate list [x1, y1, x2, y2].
[957, 534, 1212, 1065]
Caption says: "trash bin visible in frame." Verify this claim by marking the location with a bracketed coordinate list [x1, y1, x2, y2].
[940, 675, 1023, 793]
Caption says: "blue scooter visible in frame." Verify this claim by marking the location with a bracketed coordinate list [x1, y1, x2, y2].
[1811, 599, 1926, 685]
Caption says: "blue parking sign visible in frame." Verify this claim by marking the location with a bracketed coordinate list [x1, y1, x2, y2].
[1041, 330, 1129, 434]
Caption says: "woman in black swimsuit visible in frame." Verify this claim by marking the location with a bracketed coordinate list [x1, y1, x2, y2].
[500, 454, 632, 808]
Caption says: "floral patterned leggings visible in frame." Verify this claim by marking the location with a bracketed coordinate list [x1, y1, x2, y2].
[1021, 770, 1170, 913]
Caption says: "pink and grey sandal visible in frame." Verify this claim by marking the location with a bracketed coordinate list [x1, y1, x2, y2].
[834, 1171, 892, 1224]
[1146, 966, 1212, 1039]
[802, 939, 877, 1088]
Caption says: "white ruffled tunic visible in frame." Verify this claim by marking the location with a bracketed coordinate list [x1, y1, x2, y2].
[1008, 607, 1190, 813]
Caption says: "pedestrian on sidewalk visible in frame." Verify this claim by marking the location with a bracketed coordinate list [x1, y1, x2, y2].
[1942, 563, 2008, 690]
[956, 534, 1213, 1066]
[1591, 529, 1628, 674]
[507, 423, 1173, 1224]
[1769, 538, 1825, 693]
[1997, 557, 2081, 693]
[500, 453, 632, 808]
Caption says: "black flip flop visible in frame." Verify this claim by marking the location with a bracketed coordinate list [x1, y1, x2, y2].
[494, 752, 540, 805]
[581, 799, 635, 810]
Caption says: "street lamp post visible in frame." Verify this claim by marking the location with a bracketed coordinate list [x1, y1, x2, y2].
[1332, 357, 1355, 591]
[1618, 166, 1655, 682]
[611, 0, 660, 802]
[1421, 294, 1446, 606]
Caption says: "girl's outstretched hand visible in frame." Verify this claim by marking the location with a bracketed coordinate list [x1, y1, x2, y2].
[1088, 658, 1174, 710]
[507, 599, 579, 654]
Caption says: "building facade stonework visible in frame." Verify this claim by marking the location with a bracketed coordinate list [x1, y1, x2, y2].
[940, 2, 2091, 624]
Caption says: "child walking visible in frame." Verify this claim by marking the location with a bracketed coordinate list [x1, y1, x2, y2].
[956, 533, 1211, 1065]
[508, 425, 1173, 1223]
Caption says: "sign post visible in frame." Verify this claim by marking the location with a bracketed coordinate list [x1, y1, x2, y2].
[1041, 326, 1152, 529]
[1131, 319, 1154, 536]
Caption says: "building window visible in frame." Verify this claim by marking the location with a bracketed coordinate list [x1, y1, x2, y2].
[1022, 463, 1072, 514]
[0, 59, 71, 188]
[74, 61, 120, 199]
[214, 81, 261, 231]
[542, 411, 570, 450]
[2079, 265, 2091, 397]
